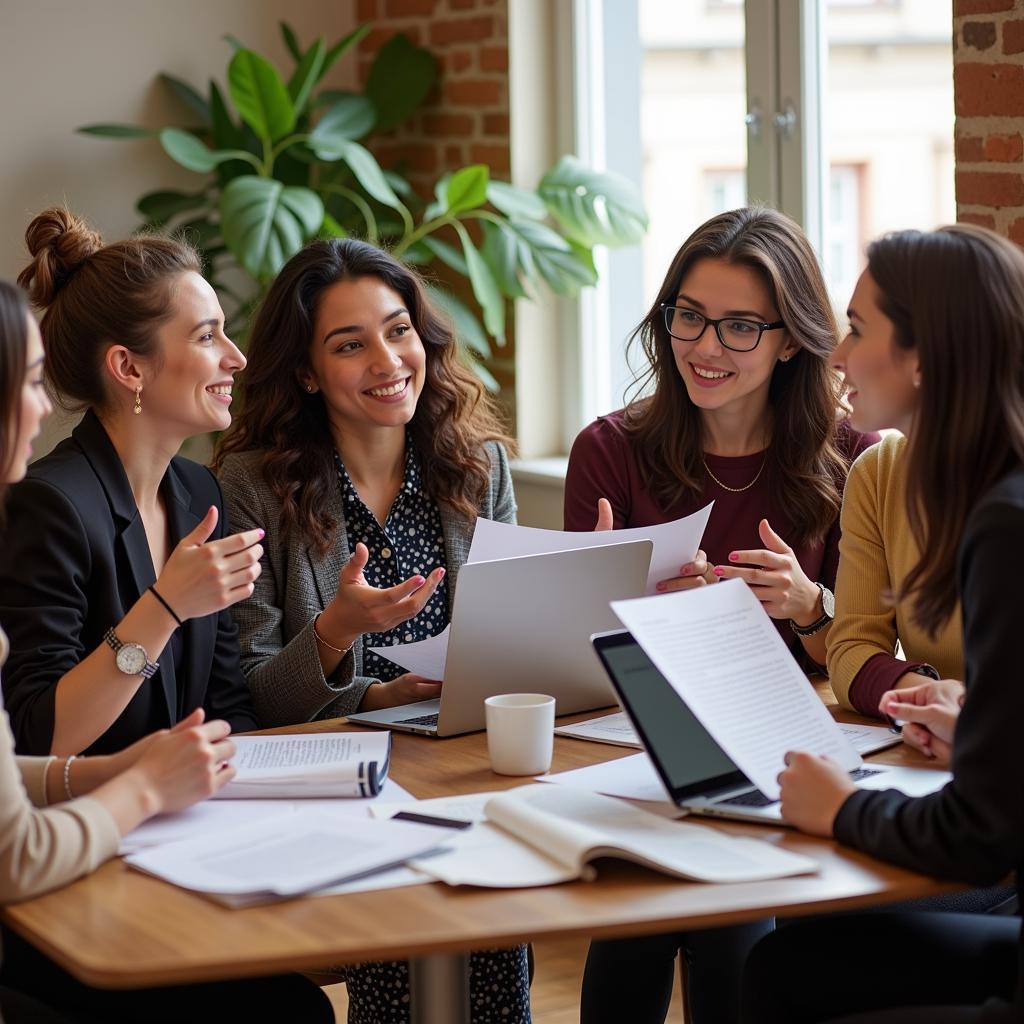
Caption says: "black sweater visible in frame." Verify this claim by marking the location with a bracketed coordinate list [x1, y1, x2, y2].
[835, 465, 1024, 1020]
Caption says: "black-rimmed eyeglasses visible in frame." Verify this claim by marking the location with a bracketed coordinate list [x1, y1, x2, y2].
[660, 303, 786, 353]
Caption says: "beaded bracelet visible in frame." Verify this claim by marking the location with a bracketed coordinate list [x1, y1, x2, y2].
[63, 754, 78, 801]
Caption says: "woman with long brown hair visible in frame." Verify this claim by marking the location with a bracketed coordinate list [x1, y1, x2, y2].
[569, 207, 877, 1024]
[215, 237, 529, 1024]
[742, 224, 1024, 1023]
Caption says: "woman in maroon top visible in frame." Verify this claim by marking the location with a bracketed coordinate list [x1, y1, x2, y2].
[570, 207, 877, 1024]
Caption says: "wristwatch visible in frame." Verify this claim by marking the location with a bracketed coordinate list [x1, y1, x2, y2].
[789, 583, 835, 637]
[103, 627, 159, 678]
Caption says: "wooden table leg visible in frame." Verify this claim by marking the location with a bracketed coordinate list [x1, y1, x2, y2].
[409, 951, 471, 1024]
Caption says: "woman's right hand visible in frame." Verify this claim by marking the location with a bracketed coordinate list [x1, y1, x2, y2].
[156, 505, 264, 621]
[879, 680, 964, 767]
[656, 551, 716, 592]
[317, 543, 445, 651]
[359, 673, 443, 711]
[129, 717, 236, 815]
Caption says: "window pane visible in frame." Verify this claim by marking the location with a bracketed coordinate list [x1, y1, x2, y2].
[639, 0, 747, 304]
[823, 0, 954, 307]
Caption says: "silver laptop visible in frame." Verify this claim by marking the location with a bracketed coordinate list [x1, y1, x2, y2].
[592, 630, 950, 825]
[346, 540, 653, 738]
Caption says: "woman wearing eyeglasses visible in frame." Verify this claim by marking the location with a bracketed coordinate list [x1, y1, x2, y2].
[567, 207, 877, 1024]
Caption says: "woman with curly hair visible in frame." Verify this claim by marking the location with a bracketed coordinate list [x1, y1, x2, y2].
[215, 237, 529, 1024]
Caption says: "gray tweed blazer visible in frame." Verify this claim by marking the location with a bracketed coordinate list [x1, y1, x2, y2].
[218, 442, 517, 726]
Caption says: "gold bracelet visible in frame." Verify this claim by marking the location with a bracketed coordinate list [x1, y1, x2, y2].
[312, 613, 353, 656]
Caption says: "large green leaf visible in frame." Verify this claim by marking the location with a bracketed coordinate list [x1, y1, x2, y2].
[158, 73, 211, 127]
[422, 235, 468, 276]
[486, 181, 547, 220]
[220, 176, 323, 279]
[455, 225, 505, 344]
[480, 222, 529, 299]
[77, 123, 154, 138]
[208, 80, 240, 149]
[287, 37, 325, 117]
[446, 165, 489, 216]
[136, 190, 209, 225]
[311, 95, 376, 148]
[425, 286, 489, 359]
[159, 128, 256, 173]
[510, 218, 598, 295]
[316, 138, 407, 214]
[365, 34, 437, 132]
[228, 49, 295, 141]
[538, 156, 648, 247]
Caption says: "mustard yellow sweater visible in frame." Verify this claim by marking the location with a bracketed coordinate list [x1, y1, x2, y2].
[827, 433, 963, 715]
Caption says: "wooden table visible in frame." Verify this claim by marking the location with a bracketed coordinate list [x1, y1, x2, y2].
[2, 694, 958, 1023]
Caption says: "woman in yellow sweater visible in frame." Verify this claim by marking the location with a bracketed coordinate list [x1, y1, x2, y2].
[827, 431, 963, 739]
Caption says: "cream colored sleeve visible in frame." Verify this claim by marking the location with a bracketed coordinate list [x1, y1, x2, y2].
[826, 446, 899, 710]
[0, 702, 119, 903]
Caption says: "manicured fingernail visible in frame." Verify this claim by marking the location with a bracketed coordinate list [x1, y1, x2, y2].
[412, 576, 425, 586]
[729, 552, 738, 561]
[437, 568, 446, 578]
[680, 564, 691, 574]
[656, 582, 666, 592]
[257, 529, 265, 539]
[713, 566, 725, 576]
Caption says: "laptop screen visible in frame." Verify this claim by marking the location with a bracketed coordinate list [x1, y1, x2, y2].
[593, 631, 749, 800]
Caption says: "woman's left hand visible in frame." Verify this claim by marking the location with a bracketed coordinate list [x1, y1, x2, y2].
[713, 518, 821, 622]
[778, 751, 857, 836]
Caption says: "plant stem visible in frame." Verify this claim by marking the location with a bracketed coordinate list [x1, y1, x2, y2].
[269, 133, 310, 164]
[393, 214, 456, 257]
[322, 184, 378, 243]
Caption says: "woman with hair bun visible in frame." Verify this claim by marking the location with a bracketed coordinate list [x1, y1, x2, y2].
[0, 279, 332, 1024]
[0, 208, 263, 757]
[215, 237, 530, 1024]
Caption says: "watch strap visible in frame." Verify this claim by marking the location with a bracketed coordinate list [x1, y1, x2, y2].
[789, 583, 834, 637]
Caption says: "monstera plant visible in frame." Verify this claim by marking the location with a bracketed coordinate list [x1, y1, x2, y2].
[79, 22, 648, 388]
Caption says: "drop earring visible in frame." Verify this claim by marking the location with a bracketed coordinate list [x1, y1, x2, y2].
[134, 386, 142, 415]
[305, 383, 314, 393]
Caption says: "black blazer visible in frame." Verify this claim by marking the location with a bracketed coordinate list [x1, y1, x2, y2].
[834, 464, 1024, 1021]
[0, 411, 259, 755]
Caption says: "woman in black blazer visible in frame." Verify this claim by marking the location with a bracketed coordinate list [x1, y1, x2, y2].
[741, 226, 1024, 1022]
[0, 208, 263, 756]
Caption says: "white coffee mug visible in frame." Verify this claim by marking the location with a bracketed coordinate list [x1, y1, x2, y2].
[484, 693, 556, 776]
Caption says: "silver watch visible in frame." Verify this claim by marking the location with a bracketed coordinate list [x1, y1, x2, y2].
[103, 628, 159, 678]
[789, 584, 835, 637]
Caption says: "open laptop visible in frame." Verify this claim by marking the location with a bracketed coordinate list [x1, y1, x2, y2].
[591, 630, 950, 825]
[346, 540, 653, 738]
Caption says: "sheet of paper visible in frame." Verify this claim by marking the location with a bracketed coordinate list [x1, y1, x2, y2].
[120, 780, 415, 854]
[839, 723, 902, 756]
[466, 504, 714, 595]
[611, 579, 860, 800]
[125, 808, 449, 899]
[539, 752, 672, 804]
[368, 624, 449, 680]
[370, 790, 498, 823]
[554, 711, 642, 749]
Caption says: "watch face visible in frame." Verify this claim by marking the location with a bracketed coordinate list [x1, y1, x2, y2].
[116, 643, 149, 675]
[821, 586, 836, 618]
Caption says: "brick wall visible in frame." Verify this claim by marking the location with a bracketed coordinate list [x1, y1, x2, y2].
[355, 0, 509, 197]
[954, 0, 1024, 242]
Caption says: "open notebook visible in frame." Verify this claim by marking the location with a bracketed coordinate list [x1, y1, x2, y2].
[404, 783, 816, 888]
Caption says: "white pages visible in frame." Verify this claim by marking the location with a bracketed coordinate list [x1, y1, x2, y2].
[466, 505, 713, 595]
[369, 505, 714, 677]
[214, 732, 392, 799]
[409, 783, 816, 888]
[125, 808, 449, 906]
[612, 579, 861, 800]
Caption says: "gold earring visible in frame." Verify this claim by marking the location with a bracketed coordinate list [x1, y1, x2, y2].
[305, 383, 314, 393]
[134, 386, 142, 415]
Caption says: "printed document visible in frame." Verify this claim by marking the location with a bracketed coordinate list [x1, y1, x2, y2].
[611, 579, 860, 799]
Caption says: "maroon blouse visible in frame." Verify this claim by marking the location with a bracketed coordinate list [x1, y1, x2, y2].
[564, 409, 879, 662]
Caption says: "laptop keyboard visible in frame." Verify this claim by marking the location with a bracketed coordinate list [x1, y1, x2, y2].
[396, 713, 439, 727]
[718, 766, 885, 808]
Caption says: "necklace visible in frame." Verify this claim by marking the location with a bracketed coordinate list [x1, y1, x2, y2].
[702, 454, 767, 493]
